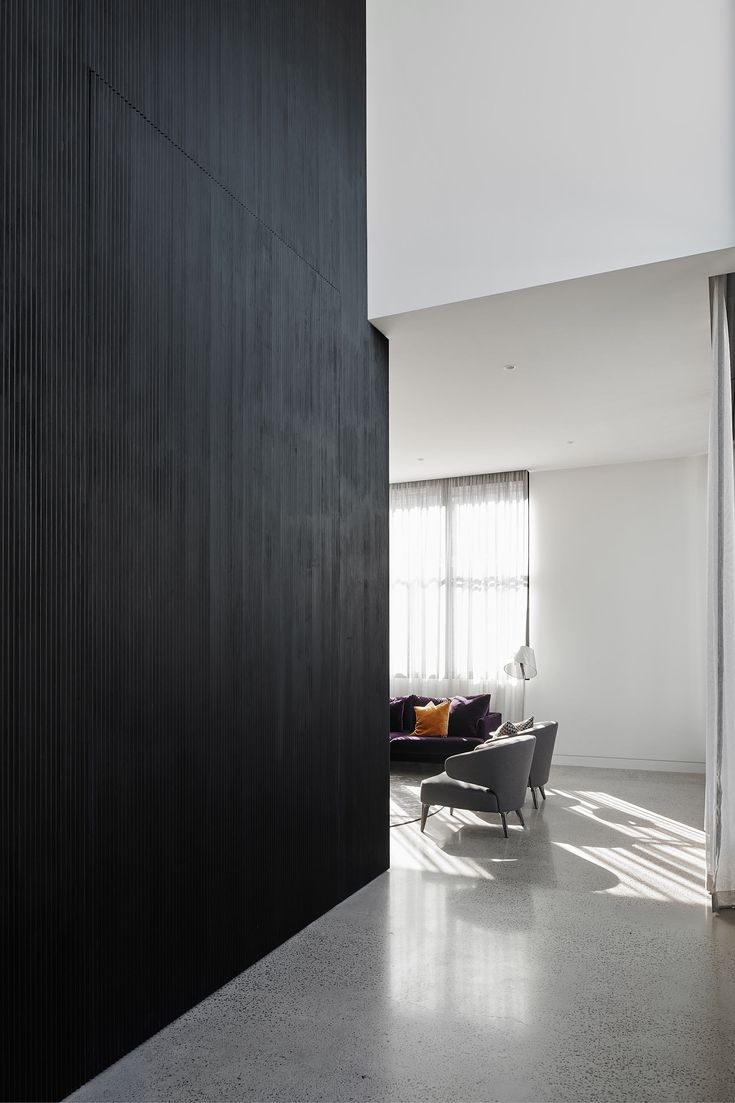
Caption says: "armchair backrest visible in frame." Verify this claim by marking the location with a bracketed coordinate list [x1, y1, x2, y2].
[527, 722, 558, 787]
[445, 733, 536, 812]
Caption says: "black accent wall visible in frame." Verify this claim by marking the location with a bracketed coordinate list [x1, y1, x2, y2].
[1, 4, 388, 1099]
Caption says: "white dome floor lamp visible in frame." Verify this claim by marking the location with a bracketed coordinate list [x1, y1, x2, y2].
[504, 645, 537, 720]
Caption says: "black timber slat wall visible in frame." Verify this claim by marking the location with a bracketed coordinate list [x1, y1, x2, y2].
[1, 3, 389, 1100]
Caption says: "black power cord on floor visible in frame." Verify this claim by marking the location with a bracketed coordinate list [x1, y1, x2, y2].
[389, 808, 441, 829]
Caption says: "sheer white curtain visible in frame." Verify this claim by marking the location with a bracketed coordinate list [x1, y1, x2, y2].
[706, 274, 735, 911]
[390, 471, 528, 720]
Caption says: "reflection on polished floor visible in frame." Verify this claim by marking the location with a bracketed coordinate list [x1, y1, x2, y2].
[69, 766, 735, 1103]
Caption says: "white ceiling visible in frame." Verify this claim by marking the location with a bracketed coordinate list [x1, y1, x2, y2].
[375, 249, 735, 484]
[367, 0, 735, 319]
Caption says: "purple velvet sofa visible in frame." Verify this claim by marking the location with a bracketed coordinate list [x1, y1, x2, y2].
[389, 693, 502, 760]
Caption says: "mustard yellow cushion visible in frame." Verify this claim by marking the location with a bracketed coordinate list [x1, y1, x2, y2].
[413, 699, 450, 737]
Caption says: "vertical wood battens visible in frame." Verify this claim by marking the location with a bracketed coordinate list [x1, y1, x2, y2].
[2, 2, 91, 1096]
[2, 2, 388, 1100]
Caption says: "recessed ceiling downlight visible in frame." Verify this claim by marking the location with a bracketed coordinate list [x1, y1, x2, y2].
[504, 364, 516, 371]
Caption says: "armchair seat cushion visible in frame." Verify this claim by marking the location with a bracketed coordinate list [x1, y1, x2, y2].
[420, 771, 499, 813]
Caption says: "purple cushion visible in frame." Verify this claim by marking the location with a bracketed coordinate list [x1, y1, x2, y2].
[478, 712, 503, 740]
[448, 694, 492, 739]
[389, 697, 406, 731]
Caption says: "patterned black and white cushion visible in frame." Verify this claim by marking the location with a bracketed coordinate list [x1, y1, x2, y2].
[493, 716, 534, 739]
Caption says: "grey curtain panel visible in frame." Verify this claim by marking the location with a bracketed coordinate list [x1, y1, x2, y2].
[706, 274, 735, 911]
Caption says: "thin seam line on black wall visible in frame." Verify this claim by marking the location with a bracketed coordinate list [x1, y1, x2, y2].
[87, 67, 341, 294]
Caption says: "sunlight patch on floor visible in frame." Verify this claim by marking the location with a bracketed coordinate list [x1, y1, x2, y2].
[552, 788, 707, 904]
[391, 810, 500, 879]
[389, 777, 708, 902]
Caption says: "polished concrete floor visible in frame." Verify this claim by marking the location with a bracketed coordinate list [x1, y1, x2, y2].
[69, 765, 735, 1102]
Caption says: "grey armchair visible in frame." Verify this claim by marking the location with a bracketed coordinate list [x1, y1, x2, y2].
[526, 721, 558, 808]
[419, 733, 536, 838]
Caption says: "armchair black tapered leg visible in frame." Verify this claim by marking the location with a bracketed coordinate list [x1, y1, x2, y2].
[531, 787, 538, 809]
[420, 804, 429, 832]
[539, 785, 546, 800]
[450, 807, 454, 816]
[500, 812, 509, 838]
[516, 808, 525, 828]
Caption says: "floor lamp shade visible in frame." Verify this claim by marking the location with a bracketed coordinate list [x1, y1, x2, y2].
[504, 646, 537, 681]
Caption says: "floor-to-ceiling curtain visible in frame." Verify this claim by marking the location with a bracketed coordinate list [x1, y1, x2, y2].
[706, 274, 735, 910]
[390, 470, 529, 720]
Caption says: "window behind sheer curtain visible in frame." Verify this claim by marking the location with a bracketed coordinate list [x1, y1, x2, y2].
[390, 471, 529, 718]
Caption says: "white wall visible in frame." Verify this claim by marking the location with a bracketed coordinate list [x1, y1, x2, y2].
[368, 0, 735, 319]
[525, 457, 707, 771]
